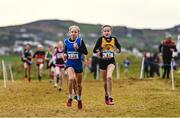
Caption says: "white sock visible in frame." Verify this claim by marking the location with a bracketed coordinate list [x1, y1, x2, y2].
[69, 95, 72, 99]
[77, 96, 81, 101]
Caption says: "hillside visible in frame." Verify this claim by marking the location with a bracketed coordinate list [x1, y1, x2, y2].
[0, 53, 180, 117]
[0, 20, 180, 52]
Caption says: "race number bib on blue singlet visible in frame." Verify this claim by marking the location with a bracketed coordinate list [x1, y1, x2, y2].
[102, 51, 114, 59]
[68, 51, 79, 60]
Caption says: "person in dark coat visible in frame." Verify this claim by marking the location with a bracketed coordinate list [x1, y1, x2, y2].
[151, 53, 160, 77]
[144, 52, 151, 78]
[91, 53, 99, 80]
[159, 34, 177, 79]
[149, 53, 155, 77]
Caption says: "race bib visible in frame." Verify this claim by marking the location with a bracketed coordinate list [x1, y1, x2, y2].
[56, 53, 62, 59]
[124, 63, 129, 68]
[68, 52, 79, 59]
[37, 58, 43, 63]
[102, 51, 114, 59]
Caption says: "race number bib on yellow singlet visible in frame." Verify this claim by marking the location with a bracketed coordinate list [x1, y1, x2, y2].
[68, 51, 79, 60]
[102, 51, 114, 59]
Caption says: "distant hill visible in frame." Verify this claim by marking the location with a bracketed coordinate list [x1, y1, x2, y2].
[0, 19, 180, 52]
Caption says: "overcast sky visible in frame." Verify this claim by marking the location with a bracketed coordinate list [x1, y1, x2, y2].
[0, 0, 180, 29]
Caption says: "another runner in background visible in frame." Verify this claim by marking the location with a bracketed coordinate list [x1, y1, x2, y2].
[33, 44, 46, 81]
[21, 43, 33, 82]
[49, 41, 65, 91]
[45, 45, 54, 82]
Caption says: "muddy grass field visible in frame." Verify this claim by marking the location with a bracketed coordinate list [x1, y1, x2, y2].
[0, 78, 180, 117]
[1, 54, 180, 117]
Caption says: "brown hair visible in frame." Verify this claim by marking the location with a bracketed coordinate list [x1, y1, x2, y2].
[102, 25, 113, 30]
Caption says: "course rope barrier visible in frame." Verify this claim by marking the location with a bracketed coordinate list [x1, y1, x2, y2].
[140, 57, 177, 90]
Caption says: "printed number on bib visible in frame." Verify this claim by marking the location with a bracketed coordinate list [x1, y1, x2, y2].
[124, 64, 128, 68]
[68, 52, 79, 59]
[57, 53, 62, 59]
[102, 51, 114, 59]
[37, 58, 43, 63]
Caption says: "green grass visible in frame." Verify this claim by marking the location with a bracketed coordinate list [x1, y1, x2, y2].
[0, 53, 141, 81]
[1, 54, 180, 117]
[0, 78, 180, 117]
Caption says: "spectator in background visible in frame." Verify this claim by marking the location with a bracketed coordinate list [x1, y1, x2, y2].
[123, 57, 130, 78]
[149, 53, 155, 77]
[159, 34, 177, 79]
[172, 59, 177, 70]
[152, 53, 160, 77]
[144, 52, 151, 78]
[149, 53, 160, 77]
[91, 53, 99, 80]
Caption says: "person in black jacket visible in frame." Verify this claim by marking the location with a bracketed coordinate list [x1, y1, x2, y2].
[91, 53, 99, 80]
[159, 35, 177, 79]
[152, 53, 160, 77]
[144, 52, 151, 78]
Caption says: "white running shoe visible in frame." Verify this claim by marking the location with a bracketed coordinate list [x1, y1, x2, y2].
[54, 83, 58, 88]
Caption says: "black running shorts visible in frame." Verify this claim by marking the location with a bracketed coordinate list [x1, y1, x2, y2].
[99, 58, 116, 70]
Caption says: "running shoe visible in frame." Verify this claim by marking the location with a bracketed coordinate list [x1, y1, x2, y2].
[67, 98, 73, 107]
